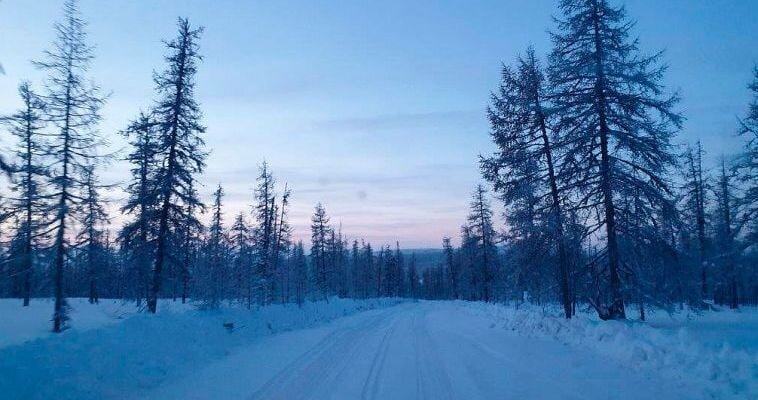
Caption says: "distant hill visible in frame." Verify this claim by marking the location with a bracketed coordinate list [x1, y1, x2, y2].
[404, 248, 444, 271]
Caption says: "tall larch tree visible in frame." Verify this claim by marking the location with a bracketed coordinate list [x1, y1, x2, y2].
[147, 18, 206, 313]
[35, 0, 107, 331]
[548, 0, 682, 319]
[481, 48, 574, 317]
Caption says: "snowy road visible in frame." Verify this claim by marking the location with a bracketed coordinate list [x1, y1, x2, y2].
[145, 302, 697, 400]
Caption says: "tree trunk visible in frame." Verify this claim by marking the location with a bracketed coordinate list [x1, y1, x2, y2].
[53, 79, 73, 332]
[535, 91, 572, 319]
[694, 142, 708, 297]
[593, 0, 625, 319]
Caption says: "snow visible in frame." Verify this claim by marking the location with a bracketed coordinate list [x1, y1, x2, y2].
[146, 301, 706, 400]
[0, 297, 403, 400]
[463, 302, 758, 400]
[0, 298, 192, 349]
[1, 299, 755, 400]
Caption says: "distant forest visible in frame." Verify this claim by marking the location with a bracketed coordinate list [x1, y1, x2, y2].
[1, 0, 756, 332]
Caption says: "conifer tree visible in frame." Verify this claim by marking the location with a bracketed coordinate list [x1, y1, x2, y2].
[200, 184, 225, 308]
[77, 167, 109, 304]
[271, 183, 292, 302]
[119, 113, 158, 305]
[1, 82, 47, 306]
[251, 162, 277, 304]
[481, 48, 573, 316]
[35, 0, 107, 331]
[680, 141, 710, 296]
[714, 160, 740, 309]
[146, 18, 206, 313]
[310, 203, 331, 300]
[442, 237, 457, 299]
[229, 212, 253, 307]
[179, 180, 202, 303]
[292, 241, 308, 306]
[736, 67, 757, 245]
[548, 0, 682, 319]
[349, 240, 361, 298]
[407, 254, 419, 298]
[362, 241, 374, 298]
[466, 185, 498, 302]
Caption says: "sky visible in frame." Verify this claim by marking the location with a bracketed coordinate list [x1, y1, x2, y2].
[0, 0, 756, 248]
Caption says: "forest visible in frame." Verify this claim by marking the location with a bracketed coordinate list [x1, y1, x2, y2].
[0, 0, 756, 336]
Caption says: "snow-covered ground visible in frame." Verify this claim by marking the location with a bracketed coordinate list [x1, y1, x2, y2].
[0, 298, 192, 349]
[462, 302, 758, 399]
[0, 297, 403, 400]
[1, 299, 755, 399]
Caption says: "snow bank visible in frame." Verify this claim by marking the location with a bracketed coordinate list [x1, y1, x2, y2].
[0, 297, 404, 400]
[459, 302, 758, 400]
[0, 298, 192, 349]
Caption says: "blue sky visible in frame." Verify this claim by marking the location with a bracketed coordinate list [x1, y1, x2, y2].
[1, 0, 756, 247]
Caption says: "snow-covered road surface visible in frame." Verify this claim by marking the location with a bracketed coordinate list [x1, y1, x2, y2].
[145, 302, 699, 400]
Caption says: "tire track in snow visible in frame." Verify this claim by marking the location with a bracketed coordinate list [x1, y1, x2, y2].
[359, 313, 401, 400]
[413, 306, 454, 400]
[249, 307, 396, 400]
[435, 325, 591, 400]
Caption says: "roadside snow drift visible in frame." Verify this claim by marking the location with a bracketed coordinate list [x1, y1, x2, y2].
[0, 298, 192, 349]
[460, 302, 758, 400]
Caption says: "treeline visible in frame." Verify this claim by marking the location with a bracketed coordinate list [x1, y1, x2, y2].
[419, 0, 758, 319]
[0, 1, 422, 332]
